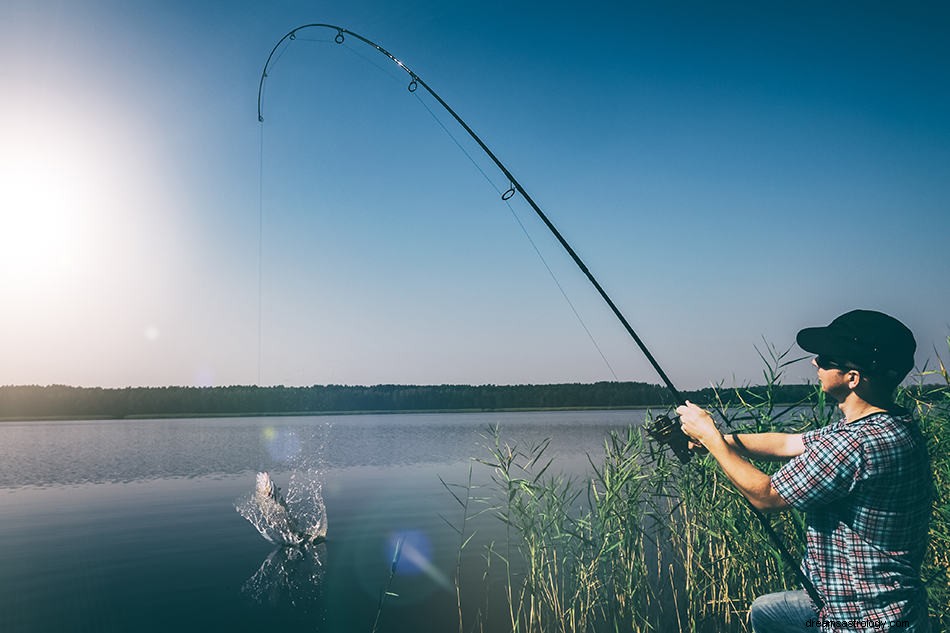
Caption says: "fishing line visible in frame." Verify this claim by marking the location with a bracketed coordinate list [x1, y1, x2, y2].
[409, 91, 620, 380]
[256, 24, 824, 609]
[255, 35, 336, 385]
[258, 121, 265, 385]
[255, 41, 287, 387]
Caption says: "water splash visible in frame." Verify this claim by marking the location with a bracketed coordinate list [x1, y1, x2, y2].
[242, 543, 327, 610]
[236, 423, 330, 610]
[236, 470, 327, 546]
[236, 421, 331, 546]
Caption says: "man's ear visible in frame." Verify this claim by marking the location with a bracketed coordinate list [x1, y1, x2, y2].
[846, 370, 863, 389]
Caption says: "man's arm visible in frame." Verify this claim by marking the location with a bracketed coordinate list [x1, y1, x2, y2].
[724, 432, 805, 461]
[677, 402, 791, 513]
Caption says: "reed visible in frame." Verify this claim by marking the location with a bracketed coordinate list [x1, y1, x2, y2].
[450, 341, 950, 632]
[472, 424, 656, 632]
[372, 534, 405, 633]
[904, 339, 950, 631]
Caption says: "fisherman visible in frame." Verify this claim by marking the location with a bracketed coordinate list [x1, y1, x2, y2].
[677, 310, 932, 632]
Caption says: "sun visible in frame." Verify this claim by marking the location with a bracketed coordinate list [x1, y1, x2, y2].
[0, 130, 93, 289]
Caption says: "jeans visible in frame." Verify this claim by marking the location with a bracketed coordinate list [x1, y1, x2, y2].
[749, 590, 819, 632]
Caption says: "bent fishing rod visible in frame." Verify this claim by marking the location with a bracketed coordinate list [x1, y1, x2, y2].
[257, 24, 824, 609]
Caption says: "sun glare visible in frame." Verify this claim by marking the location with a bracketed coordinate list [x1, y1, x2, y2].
[0, 126, 96, 290]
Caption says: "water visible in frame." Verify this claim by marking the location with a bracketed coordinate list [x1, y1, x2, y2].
[0, 410, 648, 632]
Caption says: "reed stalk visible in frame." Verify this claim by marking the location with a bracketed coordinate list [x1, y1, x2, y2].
[371, 534, 405, 633]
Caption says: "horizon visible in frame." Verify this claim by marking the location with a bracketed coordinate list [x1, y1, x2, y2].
[5, 375, 939, 390]
[1, 380, 801, 389]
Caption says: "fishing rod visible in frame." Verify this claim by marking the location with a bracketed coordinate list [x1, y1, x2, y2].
[257, 23, 824, 610]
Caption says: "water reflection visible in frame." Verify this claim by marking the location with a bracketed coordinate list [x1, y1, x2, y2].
[242, 543, 327, 612]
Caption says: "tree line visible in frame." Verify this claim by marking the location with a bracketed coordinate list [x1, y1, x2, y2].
[0, 382, 821, 420]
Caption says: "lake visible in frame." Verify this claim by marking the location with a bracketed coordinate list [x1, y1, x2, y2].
[0, 410, 649, 633]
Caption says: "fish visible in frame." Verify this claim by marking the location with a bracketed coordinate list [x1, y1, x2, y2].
[251, 472, 325, 545]
[256, 471, 288, 508]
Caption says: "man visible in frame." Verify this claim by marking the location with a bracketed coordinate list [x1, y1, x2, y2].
[677, 310, 932, 632]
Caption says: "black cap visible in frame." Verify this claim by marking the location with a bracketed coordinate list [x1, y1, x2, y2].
[796, 310, 916, 377]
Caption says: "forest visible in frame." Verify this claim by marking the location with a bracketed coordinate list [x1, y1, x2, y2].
[0, 382, 823, 420]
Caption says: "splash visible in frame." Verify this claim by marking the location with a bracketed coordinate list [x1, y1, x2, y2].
[236, 470, 327, 546]
[241, 542, 327, 609]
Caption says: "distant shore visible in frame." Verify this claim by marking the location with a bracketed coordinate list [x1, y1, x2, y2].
[0, 404, 660, 423]
[0, 382, 828, 423]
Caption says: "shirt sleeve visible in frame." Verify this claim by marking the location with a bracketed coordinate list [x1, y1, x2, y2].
[770, 428, 865, 511]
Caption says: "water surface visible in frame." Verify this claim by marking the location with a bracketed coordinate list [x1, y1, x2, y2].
[0, 410, 647, 632]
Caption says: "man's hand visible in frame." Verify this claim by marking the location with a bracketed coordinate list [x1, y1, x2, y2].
[675, 400, 789, 512]
[675, 400, 724, 449]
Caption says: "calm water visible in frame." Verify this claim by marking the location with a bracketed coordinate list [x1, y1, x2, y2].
[0, 410, 648, 633]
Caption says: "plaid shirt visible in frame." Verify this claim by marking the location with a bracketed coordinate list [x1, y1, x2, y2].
[771, 409, 932, 631]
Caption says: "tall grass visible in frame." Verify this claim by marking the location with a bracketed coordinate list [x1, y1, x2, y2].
[465, 424, 657, 633]
[447, 342, 950, 632]
[904, 340, 950, 629]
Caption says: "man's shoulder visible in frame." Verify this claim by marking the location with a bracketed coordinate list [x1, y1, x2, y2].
[843, 410, 929, 476]
[801, 410, 919, 462]
[849, 409, 917, 441]
[817, 408, 913, 438]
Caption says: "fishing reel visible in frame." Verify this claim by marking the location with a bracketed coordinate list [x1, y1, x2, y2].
[645, 414, 694, 464]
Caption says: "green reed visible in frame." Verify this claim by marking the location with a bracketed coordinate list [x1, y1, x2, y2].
[465, 424, 656, 633]
[902, 339, 950, 631]
[448, 340, 950, 632]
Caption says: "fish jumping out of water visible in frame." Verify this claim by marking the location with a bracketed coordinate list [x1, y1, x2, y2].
[256, 471, 288, 507]
[245, 472, 326, 546]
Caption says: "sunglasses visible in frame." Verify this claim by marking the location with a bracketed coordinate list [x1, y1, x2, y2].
[815, 356, 854, 371]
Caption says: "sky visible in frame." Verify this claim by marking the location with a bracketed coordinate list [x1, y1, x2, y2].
[1, 0, 948, 390]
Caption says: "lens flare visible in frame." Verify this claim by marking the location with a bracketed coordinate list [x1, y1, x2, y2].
[262, 427, 301, 463]
[388, 530, 451, 589]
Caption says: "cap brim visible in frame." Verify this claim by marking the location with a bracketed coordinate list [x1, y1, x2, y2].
[797, 326, 877, 369]
[795, 326, 839, 355]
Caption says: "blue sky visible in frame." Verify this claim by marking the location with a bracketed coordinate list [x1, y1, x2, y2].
[1, 1, 948, 389]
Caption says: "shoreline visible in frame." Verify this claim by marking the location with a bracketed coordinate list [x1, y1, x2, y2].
[0, 404, 658, 423]
[0, 402, 834, 424]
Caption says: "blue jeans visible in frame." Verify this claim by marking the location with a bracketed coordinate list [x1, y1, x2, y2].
[749, 590, 819, 632]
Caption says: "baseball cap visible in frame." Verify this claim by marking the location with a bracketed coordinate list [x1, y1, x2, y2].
[796, 310, 916, 377]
